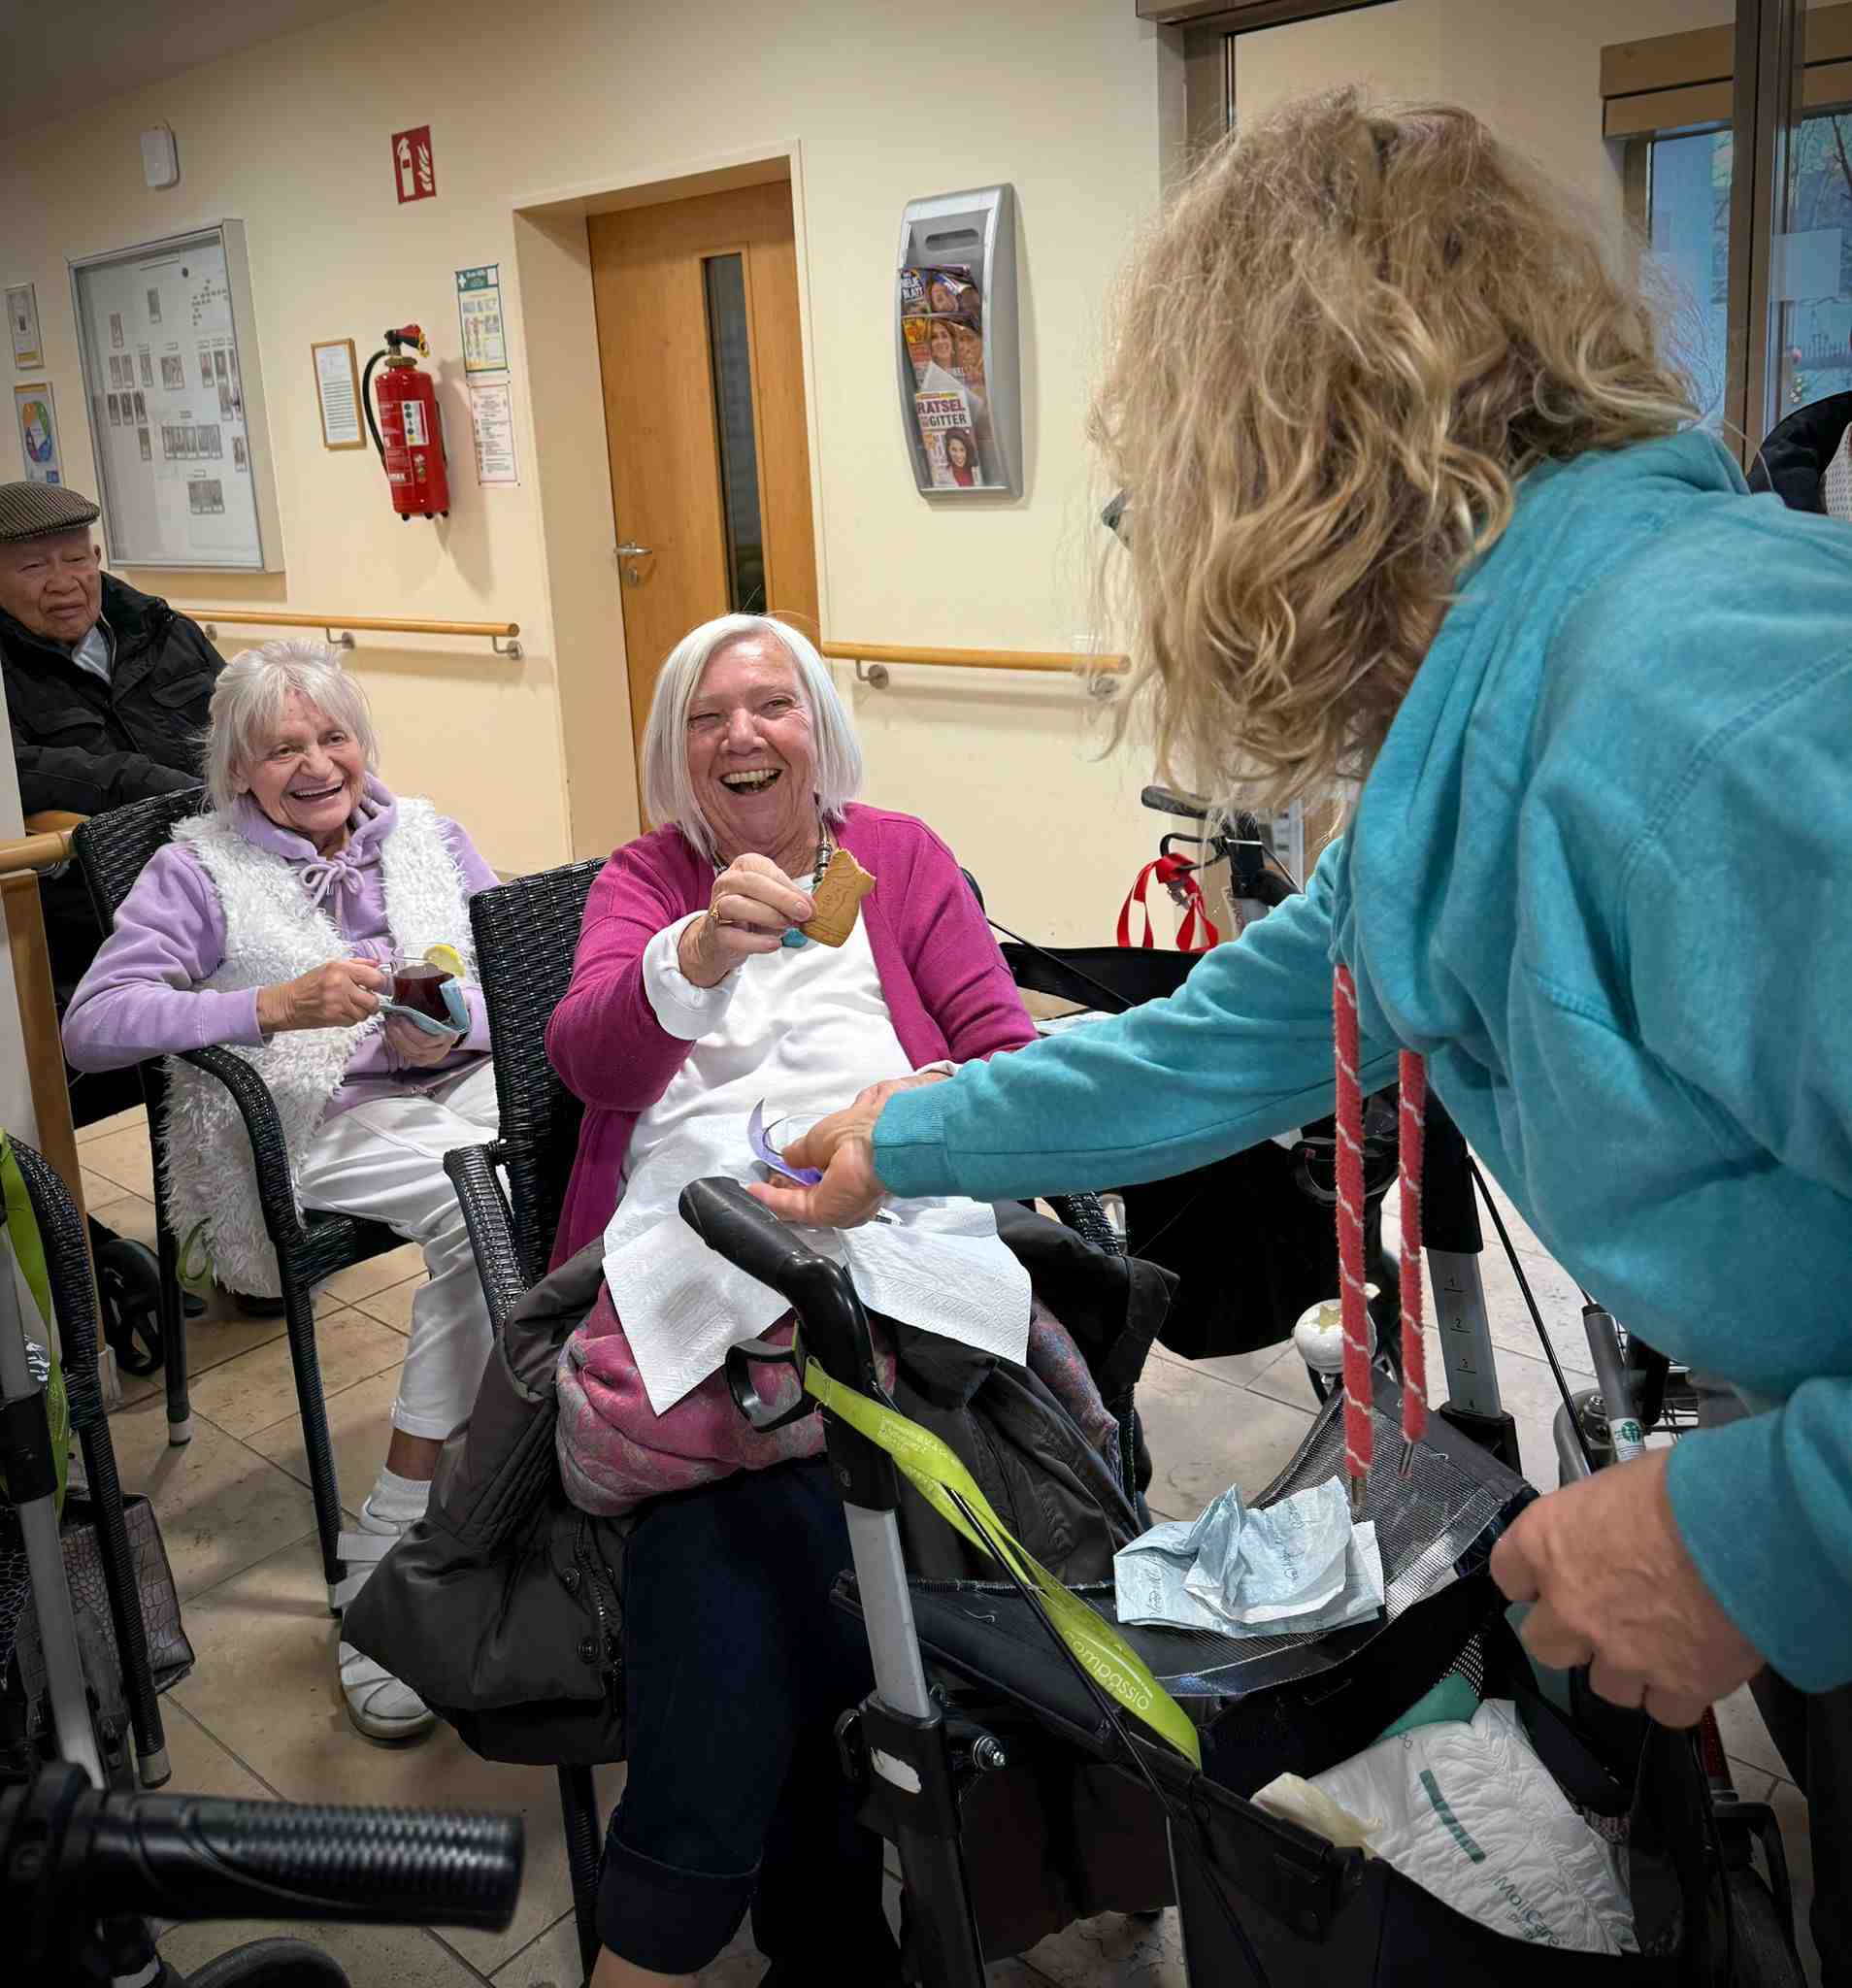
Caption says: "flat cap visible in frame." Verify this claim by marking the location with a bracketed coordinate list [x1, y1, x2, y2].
[0, 482, 100, 545]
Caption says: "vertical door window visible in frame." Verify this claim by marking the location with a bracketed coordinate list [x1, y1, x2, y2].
[703, 253, 767, 614]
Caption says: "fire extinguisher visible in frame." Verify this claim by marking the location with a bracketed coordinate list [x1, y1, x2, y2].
[361, 324, 450, 520]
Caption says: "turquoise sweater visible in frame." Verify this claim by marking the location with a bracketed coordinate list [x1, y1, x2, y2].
[877, 432, 1852, 1691]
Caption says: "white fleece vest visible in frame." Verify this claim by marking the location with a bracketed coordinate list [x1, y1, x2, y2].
[161, 799, 476, 1297]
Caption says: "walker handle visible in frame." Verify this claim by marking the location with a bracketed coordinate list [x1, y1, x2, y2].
[679, 1177, 886, 1403]
[3, 1766, 523, 1938]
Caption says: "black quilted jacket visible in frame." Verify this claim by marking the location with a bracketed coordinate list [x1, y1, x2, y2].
[346, 1210, 1172, 1766]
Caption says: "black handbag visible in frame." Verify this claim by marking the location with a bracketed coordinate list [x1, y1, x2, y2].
[0, 1491, 194, 1771]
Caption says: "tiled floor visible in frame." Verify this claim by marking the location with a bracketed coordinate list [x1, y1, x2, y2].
[74, 1106, 1821, 1986]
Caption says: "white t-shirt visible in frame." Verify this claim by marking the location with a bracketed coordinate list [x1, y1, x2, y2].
[601, 901, 1031, 1414]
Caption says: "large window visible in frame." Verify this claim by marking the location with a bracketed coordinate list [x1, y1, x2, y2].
[1774, 102, 1852, 414]
[1178, 4, 1837, 463]
[1647, 128, 1736, 434]
[1644, 101, 1852, 437]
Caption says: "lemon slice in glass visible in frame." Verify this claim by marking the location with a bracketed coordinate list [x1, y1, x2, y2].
[424, 943, 467, 980]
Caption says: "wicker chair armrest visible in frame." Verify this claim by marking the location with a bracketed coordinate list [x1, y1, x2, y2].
[445, 1143, 528, 1333]
[177, 1044, 305, 1248]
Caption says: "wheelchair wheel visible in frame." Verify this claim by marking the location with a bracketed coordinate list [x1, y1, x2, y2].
[94, 1238, 164, 1377]
[180, 1937, 351, 1987]
[1721, 1866, 1806, 1987]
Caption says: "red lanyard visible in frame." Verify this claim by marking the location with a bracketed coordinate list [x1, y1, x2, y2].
[1333, 964, 1428, 1517]
[1117, 855, 1221, 953]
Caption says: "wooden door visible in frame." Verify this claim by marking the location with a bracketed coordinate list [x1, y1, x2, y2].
[589, 181, 819, 774]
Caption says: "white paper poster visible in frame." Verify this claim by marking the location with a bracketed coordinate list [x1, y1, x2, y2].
[7, 284, 43, 369]
[455, 263, 509, 374]
[468, 372, 518, 484]
[14, 382, 61, 482]
[313, 339, 364, 448]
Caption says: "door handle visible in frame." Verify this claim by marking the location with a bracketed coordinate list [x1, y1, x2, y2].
[614, 541, 652, 585]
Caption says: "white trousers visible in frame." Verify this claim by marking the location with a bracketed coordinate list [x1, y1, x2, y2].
[296, 1060, 501, 1441]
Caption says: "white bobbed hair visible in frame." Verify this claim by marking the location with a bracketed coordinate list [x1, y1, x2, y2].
[640, 614, 862, 862]
[204, 640, 380, 811]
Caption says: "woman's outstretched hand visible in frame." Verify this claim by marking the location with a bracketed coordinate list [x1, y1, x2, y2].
[679, 854, 814, 988]
[1490, 1449, 1764, 1727]
[748, 1072, 946, 1228]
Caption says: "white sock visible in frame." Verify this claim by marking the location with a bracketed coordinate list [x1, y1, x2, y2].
[361, 1463, 432, 1532]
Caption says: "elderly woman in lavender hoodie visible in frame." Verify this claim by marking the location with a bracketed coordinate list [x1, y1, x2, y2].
[63, 640, 499, 1747]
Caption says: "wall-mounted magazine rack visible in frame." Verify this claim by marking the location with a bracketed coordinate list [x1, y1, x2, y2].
[896, 185, 1022, 499]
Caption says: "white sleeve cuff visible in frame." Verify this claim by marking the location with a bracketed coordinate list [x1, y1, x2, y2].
[644, 913, 741, 1041]
[914, 1059, 958, 1079]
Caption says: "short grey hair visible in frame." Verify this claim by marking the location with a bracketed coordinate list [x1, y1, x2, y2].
[640, 615, 862, 861]
[204, 640, 380, 811]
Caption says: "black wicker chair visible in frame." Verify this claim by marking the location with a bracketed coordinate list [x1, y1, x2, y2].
[7, 1140, 171, 1787]
[440, 857, 1147, 1980]
[73, 789, 405, 1607]
[437, 857, 606, 1972]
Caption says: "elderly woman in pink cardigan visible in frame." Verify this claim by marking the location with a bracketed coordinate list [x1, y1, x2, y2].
[546, 613, 1082, 1988]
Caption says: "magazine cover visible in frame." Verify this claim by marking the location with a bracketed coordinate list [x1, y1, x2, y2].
[900, 263, 996, 486]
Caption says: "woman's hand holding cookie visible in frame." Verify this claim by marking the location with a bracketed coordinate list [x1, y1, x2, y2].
[678, 854, 814, 987]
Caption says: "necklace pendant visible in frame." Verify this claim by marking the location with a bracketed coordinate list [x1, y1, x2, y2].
[780, 926, 809, 949]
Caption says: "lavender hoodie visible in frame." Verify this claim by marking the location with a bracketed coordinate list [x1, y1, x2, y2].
[62, 776, 497, 1116]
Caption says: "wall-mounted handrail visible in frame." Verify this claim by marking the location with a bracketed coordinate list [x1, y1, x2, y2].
[819, 640, 1128, 690]
[182, 609, 523, 658]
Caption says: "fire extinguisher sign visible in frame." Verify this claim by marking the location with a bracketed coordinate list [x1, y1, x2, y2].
[392, 125, 436, 205]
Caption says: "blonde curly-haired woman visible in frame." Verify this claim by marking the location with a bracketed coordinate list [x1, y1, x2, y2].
[764, 90, 1852, 1977]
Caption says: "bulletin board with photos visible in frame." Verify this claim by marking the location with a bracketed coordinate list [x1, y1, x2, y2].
[70, 221, 284, 570]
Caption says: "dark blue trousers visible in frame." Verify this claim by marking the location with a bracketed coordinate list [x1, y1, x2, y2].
[595, 1458, 896, 1974]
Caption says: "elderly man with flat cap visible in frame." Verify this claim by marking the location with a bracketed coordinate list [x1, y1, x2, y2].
[0, 481, 221, 1002]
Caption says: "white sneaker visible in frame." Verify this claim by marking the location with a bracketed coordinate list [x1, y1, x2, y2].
[335, 1507, 436, 1744]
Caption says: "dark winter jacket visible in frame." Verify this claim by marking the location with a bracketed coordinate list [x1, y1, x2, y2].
[344, 1213, 1177, 1955]
[3, 573, 218, 989]
[1747, 389, 1852, 513]
[4, 572, 218, 816]
[344, 1211, 1173, 1768]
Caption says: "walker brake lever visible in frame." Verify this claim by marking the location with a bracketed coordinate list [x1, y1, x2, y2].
[725, 1333, 815, 1433]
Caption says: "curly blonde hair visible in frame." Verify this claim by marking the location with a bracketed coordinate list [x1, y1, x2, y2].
[1091, 88, 1697, 809]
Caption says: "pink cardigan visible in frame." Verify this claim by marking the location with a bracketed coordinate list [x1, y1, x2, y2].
[546, 803, 1036, 1267]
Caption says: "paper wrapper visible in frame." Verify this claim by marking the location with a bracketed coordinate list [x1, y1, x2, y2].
[801, 848, 876, 947]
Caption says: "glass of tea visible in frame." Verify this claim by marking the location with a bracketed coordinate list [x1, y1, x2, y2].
[388, 957, 455, 1023]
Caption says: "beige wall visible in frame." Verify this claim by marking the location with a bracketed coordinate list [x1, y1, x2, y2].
[0, 0, 1181, 942]
[0, 0, 1713, 942]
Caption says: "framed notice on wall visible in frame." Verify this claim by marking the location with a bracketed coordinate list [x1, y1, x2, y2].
[312, 339, 365, 449]
[69, 220, 285, 570]
[7, 283, 43, 369]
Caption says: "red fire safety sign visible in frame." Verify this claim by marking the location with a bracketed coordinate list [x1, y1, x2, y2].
[392, 126, 437, 205]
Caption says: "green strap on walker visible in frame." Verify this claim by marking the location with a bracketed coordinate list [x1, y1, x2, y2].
[803, 1361, 1203, 1770]
[0, 1133, 69, 1514]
